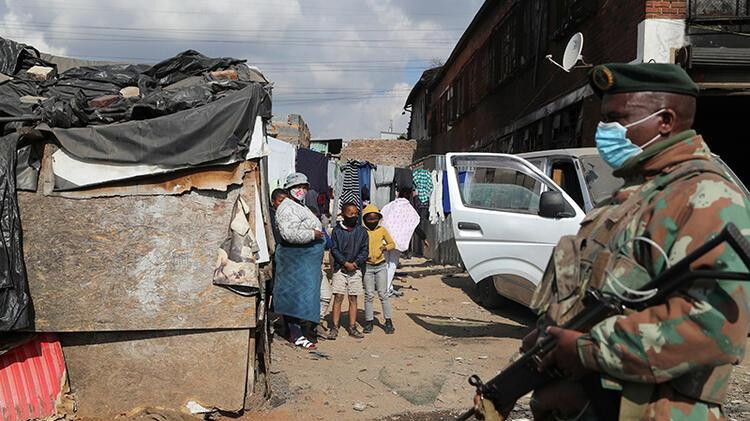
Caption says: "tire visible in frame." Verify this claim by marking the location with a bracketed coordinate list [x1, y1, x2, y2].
[476, 277, 508, 309]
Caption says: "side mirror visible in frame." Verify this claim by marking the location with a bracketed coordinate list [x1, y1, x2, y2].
[539, 191, 567, 218]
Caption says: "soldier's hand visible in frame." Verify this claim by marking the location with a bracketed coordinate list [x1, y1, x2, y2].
[539, 327, 587, 379]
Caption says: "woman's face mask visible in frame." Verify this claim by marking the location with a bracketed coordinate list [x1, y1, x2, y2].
[289, 187, 306, 201]
[595, 108, 665, 169]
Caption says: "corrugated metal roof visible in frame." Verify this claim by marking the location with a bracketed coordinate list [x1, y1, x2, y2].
[0, 334, 65, 421]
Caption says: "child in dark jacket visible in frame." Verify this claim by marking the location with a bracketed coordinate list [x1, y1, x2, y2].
[328, 203, 369, 339]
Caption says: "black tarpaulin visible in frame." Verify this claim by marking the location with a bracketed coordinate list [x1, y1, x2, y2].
[143, 50, 245, 87]
[0, 80, 40, 117]
[48, 83, 271, 165]
[0, 132, 32, 331]
[0, 38, 54, 76]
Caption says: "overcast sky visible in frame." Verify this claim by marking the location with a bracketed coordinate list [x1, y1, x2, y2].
[1, 0, 483, 139]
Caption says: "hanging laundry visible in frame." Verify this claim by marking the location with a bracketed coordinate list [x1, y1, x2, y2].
[267, 137, 296, 192]
[412, 168, 433, 206]
[295, 148, 328, 194]
[442, 170, 451, 215]
[327, 160, 338, 190]
[393, 167, 413, 193]
[372, 165, 395, 209]
[340, 160, 362, 211]
[358, 163, 374, 206]
[429, 170, 445, 224]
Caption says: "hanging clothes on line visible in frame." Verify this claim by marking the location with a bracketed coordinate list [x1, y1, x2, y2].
[340, 160, 362, 211]
[372, 165, 395, 209]
[267, 137, 296, 193]
[358, 162, 374, 206]
[393, 167, 413, 194]
[295, 148, 328, 194]
[327, 160, 338, 190]
[429, 170, 445, 224]
[442, 170, 451, 215]
[412, 168, 433, 207]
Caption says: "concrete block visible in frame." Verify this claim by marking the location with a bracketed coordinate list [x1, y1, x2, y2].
[26, 66, 55, 81]
[119, 86, 140, 97]
[19, 95, 47, 104]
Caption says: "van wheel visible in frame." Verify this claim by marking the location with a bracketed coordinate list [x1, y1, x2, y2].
[476, 277, 507, 309]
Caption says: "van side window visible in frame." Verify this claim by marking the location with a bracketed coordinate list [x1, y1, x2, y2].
[453, 157, 553, 214]
[550, 160, 585, 210]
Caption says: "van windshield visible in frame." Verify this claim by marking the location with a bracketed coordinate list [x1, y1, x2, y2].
[579, 155, 624, 207]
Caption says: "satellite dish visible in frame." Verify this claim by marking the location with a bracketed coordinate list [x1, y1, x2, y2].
[562, 32, 584, 70]
[546, 32, 590, 73]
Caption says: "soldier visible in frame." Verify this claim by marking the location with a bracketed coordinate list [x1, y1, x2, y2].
[478, 63, 750, 421]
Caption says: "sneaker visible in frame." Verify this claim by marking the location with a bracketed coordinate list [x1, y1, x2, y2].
[363, 321, 373, 334]
[384, 319, 395, 334]
[327, 326, 339, 340]
[347, 326, 364, 339]
[391, 289, 404, 297]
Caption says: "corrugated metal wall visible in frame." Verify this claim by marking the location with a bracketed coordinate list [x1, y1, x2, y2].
[0, 334, 65, 421]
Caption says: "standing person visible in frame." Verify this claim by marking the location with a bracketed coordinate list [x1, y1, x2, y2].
[273, 173, 325, 350]
[362, 204, 396, 334]
[269, 188, 288, 244]
[328, 203, 369, 340]
[316, 225, 334, 339]
[477, 63, 750, 421]
[381, 187, 429, 297]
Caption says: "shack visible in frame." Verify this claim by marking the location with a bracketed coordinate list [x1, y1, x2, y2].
[0, 37, 275, 420]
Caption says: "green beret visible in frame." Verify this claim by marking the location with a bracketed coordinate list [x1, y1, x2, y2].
[590, 63, 699, 97]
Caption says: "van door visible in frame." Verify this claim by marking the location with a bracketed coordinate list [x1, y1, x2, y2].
[446, 153, 585, 304]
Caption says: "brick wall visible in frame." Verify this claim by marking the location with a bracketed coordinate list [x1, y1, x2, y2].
[645, 0, 687, 18]
[429, 0, 646, 153]
[267, 114, 311, 148]
[339, 139, 417, 168]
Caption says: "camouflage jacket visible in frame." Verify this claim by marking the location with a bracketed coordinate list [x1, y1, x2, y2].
[532, 131, 750, 421]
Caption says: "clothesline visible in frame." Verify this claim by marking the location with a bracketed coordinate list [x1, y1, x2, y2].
[267, 141, 452, 224]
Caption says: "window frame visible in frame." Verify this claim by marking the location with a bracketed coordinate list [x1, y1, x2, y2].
[451, 155, 562, 215]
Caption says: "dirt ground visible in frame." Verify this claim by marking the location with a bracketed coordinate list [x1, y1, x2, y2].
[239, 258, 750, 421]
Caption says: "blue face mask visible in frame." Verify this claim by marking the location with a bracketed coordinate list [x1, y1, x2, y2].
[595, 109, 665, 169]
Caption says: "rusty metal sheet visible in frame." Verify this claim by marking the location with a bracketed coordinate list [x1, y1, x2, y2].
[61, 330, 250, 418]
[53, 161, 257, 199]
[18, 187, 257, 332]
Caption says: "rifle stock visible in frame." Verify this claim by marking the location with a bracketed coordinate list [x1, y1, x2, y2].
[456, 223, 750, 420]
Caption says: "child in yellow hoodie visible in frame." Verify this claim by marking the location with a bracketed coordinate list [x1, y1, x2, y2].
[362, 204, 397, 334]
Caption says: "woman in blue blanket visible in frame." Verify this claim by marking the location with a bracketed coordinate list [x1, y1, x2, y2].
[273, 172, 326, 350]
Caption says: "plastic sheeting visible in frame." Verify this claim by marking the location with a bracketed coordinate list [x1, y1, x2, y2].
[0, 132, 32, 331]
[1, 37, 272, 168]
[0, 37, 54, 76]
[47, 84, 271, 166]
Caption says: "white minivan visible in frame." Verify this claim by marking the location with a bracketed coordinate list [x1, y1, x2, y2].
[446, 148, 749, 308]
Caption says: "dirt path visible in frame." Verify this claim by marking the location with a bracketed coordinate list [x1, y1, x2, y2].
[241, 258, 533, 420]
[241, 258, 750, 421]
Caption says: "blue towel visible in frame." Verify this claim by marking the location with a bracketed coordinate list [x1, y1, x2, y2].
[273, 240, 325, 323]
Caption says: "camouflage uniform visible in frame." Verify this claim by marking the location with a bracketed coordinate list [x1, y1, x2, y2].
[531, 130, 750, 420]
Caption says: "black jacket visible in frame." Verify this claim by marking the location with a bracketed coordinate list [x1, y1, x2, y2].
[330, 222, 369, 272]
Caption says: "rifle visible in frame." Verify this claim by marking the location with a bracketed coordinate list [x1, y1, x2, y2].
[456, 222, 750, 421]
